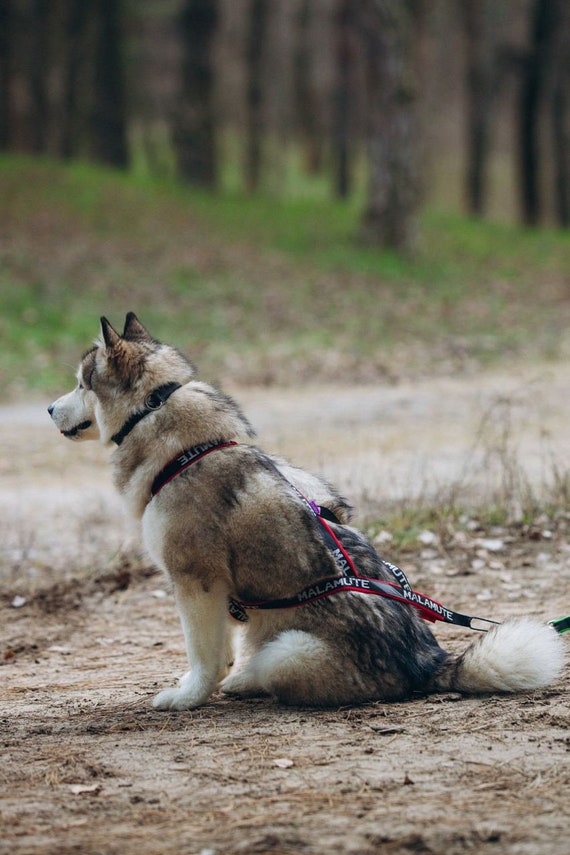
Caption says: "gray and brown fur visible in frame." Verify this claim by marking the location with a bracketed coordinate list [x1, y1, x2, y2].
[51, 313, 565, 709]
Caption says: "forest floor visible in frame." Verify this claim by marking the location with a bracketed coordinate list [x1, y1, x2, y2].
[2, 365, 570, 855]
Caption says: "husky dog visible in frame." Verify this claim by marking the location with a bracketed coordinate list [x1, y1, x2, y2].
[49, 313, 565, 709]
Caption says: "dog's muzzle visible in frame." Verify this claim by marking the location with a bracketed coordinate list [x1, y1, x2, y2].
[47, 403, 92, 438]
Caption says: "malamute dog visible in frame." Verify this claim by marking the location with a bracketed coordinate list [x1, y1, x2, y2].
[49, 313, 565, 709]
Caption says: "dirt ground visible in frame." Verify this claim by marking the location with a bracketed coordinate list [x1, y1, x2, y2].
[2, 366, 570, 855]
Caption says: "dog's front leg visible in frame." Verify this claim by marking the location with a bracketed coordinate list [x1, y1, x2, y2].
[153, 578, 228, 711]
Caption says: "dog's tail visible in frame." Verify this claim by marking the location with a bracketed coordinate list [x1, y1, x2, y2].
[431, 618, 565, 694]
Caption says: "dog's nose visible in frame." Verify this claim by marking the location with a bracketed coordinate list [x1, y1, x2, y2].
[47, 403, 55, 416]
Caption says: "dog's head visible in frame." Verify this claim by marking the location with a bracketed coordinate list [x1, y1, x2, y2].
[49, 312, 196, 444]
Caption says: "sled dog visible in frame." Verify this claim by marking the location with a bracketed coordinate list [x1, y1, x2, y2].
[49, 313, 565, 709]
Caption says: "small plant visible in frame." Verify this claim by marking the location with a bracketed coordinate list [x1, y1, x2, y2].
[367, 391, 570, 556]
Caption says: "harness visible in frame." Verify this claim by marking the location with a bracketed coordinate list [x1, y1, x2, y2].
[150, 439, 570, 636]
[227, 494, 499, 630]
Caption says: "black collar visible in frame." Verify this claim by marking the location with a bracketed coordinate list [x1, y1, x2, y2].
[111, 382, 182, 446]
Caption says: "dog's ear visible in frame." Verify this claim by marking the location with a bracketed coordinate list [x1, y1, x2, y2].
[123, 312, 153, 342]
[100, 317, 121, 350]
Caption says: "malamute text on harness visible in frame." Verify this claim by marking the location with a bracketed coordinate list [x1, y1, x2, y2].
[48, 313, 565, 709]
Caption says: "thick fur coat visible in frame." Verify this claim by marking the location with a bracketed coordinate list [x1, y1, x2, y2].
[49, 313, 565, 709]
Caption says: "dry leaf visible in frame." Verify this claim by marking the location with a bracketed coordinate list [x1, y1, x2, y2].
[69, 784, 102, 796]
[369, 725, 405, 735]
[272, 758, 294, 769]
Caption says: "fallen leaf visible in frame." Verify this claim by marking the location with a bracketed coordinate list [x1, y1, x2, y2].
[69, 783, 102, 796]
[272, 758, 294, 769]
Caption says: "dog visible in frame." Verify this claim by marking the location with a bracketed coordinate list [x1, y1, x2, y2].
[49, 313, 565, 709]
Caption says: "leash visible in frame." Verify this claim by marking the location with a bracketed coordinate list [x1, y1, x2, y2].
[548, 615, 570, 634]
[149, 440, 569, 635]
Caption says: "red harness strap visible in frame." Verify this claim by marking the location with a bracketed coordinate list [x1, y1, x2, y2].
[151, 440, 238, 497]
[228, 510, 495, 629]
[150, 440, 499, 632]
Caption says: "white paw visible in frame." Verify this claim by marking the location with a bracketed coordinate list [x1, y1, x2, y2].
[220, 670, 265, 698]
[152, 685, 209, 711]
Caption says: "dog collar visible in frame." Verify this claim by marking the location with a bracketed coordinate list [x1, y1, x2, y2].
[111, 382, 182, 446]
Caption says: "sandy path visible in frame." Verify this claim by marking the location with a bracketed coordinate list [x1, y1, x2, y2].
[1, 365, 569, 855]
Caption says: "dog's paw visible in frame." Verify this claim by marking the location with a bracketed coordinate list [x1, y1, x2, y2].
[219, 670, 266, 698]
[152, 686, 209, 711]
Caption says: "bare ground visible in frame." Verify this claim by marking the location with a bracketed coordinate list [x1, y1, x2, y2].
[1, 366, 570, 855]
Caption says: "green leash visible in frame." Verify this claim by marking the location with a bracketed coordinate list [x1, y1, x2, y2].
[549, 615, 570, 634]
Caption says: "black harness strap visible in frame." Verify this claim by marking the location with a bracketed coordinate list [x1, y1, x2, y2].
[151, 440, 239, 497]
[229, 506, 498, 631]
[146, 440, 568, 635]
[111, 382, 182, 446]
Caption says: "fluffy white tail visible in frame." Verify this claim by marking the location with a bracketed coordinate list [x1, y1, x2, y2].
[434, 618, 565, 694]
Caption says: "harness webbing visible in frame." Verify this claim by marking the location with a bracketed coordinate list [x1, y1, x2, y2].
[147, 439, 569, 635]
[228, 505, 499, 631]
[151, 440, 238, 497]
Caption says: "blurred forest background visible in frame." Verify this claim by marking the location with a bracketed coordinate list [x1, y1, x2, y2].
[2, 0, 570, 394]
[3, 0, 570, 237]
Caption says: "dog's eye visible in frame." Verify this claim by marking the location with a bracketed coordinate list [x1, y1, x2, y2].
[83, 368, 96, 391]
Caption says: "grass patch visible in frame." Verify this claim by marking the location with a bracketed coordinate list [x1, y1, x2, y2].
[2, 154, 570, 396]
[365, 391, 570, 560]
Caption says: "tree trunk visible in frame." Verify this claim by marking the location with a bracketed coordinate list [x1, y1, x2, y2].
[460, 0, 503, 217]
[91, 0, 129, 169]
[358, 0, 421, 252]
[28, 0, 50, 153]
[295, 0, 327, 176]
[245, 0, 268, 193]
[91, 0, 129, 168]
[517, 0, 557, 226]
[0, 0, 12, 150]
[333, 0, 355, 199]
[61, 0, 90, 159]
[173, 0, 219, 187]
[550, 0, 570, 227]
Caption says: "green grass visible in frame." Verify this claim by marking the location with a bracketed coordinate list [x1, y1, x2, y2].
[2, 154, 570, 396]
